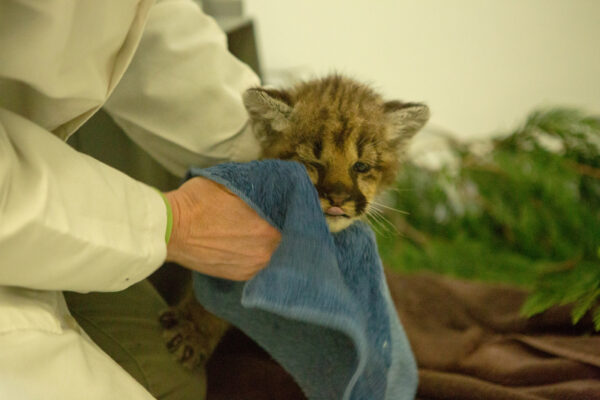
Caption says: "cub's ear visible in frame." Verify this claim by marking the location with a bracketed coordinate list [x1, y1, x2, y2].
[384, 101, 430, 145]
[243, 87, 293, 135]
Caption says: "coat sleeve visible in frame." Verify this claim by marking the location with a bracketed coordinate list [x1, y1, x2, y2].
[103, 0, 262, 178]
[0, 0, 167, 292]
[0, 107, 168, 293]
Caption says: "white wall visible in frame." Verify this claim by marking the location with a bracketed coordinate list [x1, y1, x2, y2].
[245, 0, 600, 140]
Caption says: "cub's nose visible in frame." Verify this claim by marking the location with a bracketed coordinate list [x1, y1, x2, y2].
[328, 192, 351, 206]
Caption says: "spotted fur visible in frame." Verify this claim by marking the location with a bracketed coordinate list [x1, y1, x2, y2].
[244, 74, 429, 231]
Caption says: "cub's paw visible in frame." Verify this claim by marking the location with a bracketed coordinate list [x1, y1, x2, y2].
[158, 308, 209, 369]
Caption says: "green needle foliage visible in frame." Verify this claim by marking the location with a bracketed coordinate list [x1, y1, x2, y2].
[376, 108, 600, 330]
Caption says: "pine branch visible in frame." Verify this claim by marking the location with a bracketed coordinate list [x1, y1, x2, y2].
[379, 107, 600, 330]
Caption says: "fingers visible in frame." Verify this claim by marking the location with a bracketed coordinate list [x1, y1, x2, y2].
[163, 176, 281, 281]
[190, 245, 277, 281]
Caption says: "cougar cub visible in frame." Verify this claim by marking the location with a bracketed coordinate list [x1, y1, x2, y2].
[159, 75, 429, 368]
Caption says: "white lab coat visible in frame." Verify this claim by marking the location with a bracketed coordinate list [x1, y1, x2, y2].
[0, 0, 260, 398]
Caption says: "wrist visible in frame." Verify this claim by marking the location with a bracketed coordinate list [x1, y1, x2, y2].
[156, 191, 174, 244]
[164, 190, 183, 263]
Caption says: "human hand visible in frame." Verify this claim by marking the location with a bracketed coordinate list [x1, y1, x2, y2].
[164, 177, 281, 281]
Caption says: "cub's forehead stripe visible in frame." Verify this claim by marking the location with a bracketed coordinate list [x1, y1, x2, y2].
[334, 116, 349, 149]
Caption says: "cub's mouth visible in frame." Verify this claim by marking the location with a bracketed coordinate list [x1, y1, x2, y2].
[316, 190, 368, 231]
[319, 199, 366, 232]
[324, 206, 351, 218]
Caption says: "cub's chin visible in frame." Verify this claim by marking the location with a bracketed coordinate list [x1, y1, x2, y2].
[325, 214, 356, 233]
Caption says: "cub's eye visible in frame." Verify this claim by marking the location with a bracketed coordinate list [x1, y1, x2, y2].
[353, 162, 371, 173]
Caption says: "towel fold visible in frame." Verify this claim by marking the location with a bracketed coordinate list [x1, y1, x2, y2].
[187, 160, 417, 400]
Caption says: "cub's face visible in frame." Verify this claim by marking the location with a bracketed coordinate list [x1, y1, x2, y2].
[287, 124, 392, 232]
[243, 75, 429, 232]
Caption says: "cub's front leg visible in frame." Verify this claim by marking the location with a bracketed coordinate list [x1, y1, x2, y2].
[159, 291, 230, 369]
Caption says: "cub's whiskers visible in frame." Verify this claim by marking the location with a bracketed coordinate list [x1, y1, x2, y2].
[365, 204, 398, 236]
[370, 201, 409, 215]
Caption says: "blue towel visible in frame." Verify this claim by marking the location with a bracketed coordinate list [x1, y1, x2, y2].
[188, 160, 417, 400]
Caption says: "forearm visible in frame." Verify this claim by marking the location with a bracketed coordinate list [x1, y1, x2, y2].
[0, 108, 167, 293]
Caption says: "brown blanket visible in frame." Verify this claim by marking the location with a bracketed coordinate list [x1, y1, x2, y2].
[207, 271, 600, 400]
[390, 272, 600, 400]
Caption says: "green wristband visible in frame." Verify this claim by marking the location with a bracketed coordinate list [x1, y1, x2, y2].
[156, 190, 173, 244]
